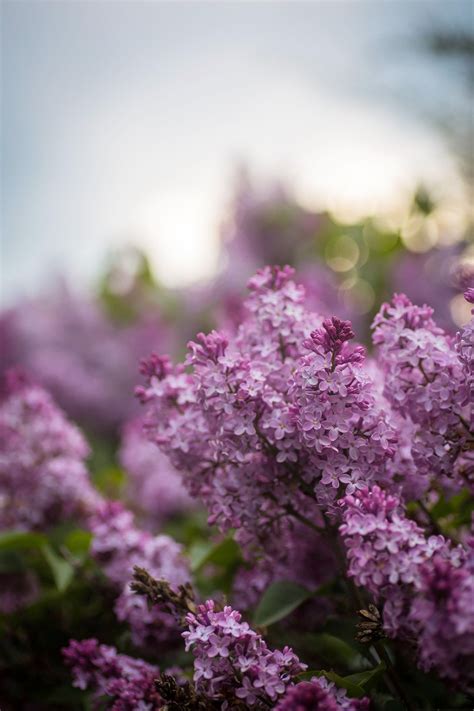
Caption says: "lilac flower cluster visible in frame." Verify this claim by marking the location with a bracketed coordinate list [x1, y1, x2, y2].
[372, 293, 473, 494]
[182, 599, 305, 707]
[119, 416, 193, 528]
[138, 266, 396, 559]
[339, 486, 474, 690]
[89, 501, 189, 647]
[274, 676, 370, 710]
[63, 638, 162, 710]
[0, 369, 100, 531]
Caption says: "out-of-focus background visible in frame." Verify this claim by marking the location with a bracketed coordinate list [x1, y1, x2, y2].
[1, 0, 473, 436]
[2, 0, 473, 293]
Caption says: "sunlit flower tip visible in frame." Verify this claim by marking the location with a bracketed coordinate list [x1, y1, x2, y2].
[187, 330, 229, 364]
[247, 264, 296, 292]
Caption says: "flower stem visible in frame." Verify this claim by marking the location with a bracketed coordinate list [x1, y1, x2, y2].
[374, 641, 416, 711]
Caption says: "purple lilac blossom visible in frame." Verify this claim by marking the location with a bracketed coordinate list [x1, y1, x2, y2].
[182, 599, 305, 707]
[274, 675, 370, 710]
[63, 638, 162, 711]
[0, 284, 169, 434]
[372, 293, 473, 494]
[138, 266, 397, 561]
[119, 416, 194, 528]
[89, 501, 189, 647]
[0, 369, 100, 531]
[339, 486, 474, 691]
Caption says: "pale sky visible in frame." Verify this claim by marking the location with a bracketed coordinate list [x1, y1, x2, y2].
[1, 0, 471, 302]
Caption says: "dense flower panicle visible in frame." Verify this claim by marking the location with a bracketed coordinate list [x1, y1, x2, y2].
[290, 317, 396, 506]
[139, 268, 397, 559]
[339, 486, 474, 690]
[409, 554, 474, 690]
[273, 679, 339, 711]
[89, 502, 189, 646]
[372, 293, 473, 493]
[274, 676, 370, 710]
[0, 370, 100, 530]
[63, 638, 161, 711]
[119, 417, 193, 527]
[339, 486, 455, 597]
[183, 599, 305, 707]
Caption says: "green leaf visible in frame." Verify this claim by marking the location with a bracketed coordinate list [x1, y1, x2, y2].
[0, 550, 27, 573]
[344, 662, 386, 689]
[0, 530, 47, 550]
[254, 581, 313, 627]
[64, 529, 92, 558]
[309, 633, 358, 666]
[318, 670, 365, 698]
[189, 541, 213, 571]
[383, 702, 405, 711]
[41, 545, 74, 592]
[191, 537, 241, 572]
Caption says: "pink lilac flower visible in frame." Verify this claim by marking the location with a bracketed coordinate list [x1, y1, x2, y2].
[119, 416, 194, 528]
[138, 267, 396, 561]
[339, 486, 474, 691]
[372, 293, 473, 494]
[290, 317, 396, 506]
[0, 369, 100, 531]
[89, 501, 189, 647]
[274, 675, 370, 710]
[408, 555, 474, 693]
[63, 638, 162, 710]
[183, 599, 305, 707]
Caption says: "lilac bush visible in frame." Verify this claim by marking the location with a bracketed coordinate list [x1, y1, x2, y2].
[1, 265, 473, 710]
